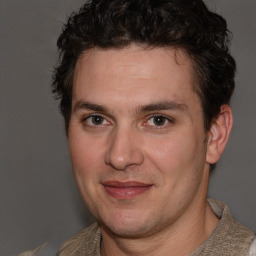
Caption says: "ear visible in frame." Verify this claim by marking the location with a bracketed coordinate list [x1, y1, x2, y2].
[206, 105, 233, 164]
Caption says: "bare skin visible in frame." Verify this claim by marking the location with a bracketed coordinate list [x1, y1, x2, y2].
[101, 176, 218, 256]
[69, 44, 233, 256]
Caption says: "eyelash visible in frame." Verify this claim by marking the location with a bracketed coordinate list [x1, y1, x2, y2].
[81, 114, 174, 128]
[145, 114, 173, 128]
[82, 114, 111, 127]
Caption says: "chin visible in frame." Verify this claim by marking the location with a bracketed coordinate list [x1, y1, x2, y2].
[103, 222, 153, 239]
[99, 209, 157, 238]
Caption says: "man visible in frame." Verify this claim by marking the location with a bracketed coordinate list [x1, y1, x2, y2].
[20, 0, 256, 255]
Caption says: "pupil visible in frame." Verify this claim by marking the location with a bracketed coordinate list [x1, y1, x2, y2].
[154, 116, 165, 126]
[92, 116, 103, 125]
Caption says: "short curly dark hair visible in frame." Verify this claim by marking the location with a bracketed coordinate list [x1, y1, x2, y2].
[52, 0, 236, 133]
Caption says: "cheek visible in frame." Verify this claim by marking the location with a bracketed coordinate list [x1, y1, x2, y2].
[68, 131, 105, 178]
[68, 131, 107, 210]
[144, 130, 206, 193]
[146, 133, 199, 170]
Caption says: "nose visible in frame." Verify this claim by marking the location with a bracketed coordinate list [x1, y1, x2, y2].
[105, 127, 144, 170]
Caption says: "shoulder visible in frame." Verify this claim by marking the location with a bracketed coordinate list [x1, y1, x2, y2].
[190, 199, 255, 256]
[19, 223, 101, 256]
[249, 238, 256, 256]
[209, 198, 254, 239]
[57, 222, 101, 256]
[18, 243, 48, 256]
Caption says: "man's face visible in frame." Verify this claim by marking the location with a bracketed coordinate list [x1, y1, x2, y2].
[69, 45, 211, 238]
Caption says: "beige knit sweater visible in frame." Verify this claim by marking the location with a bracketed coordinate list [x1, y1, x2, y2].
[20, 199, 255, 256]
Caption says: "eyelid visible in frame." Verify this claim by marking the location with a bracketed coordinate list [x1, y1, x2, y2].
[149, 113, 173, 119]
[82, 113, 112, 126]
[81, 112, 174, 128]
[149, 113, 174, 121]
[144, 114, 174, 128]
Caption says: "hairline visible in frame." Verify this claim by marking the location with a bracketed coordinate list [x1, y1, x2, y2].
[66, 43, 210, 133]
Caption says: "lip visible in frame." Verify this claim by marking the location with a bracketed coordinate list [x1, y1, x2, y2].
[102, 181, 152, 199]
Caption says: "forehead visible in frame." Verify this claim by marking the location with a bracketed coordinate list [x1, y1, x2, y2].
[73, 45, 199, 109]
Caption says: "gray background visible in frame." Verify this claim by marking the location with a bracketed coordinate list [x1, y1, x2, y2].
[1, 0, 255, 255]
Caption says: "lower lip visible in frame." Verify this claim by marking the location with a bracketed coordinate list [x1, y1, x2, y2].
[103, 185, 152, 199]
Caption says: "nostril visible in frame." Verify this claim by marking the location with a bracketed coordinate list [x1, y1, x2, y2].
[105, 148, 144, 170]
[104, 128, 144, 170]
[104, 150, 128, 170]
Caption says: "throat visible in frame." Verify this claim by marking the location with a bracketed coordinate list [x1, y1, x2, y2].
[100, 202, 219, 256]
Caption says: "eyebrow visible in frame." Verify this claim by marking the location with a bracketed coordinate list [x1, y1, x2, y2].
[138, 101, 187, 113]
[73, 101, 107, 112]
[73, 100, 187, 114]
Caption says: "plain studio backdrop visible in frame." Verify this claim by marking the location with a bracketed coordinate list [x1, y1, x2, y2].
[1, 0, 255, 255]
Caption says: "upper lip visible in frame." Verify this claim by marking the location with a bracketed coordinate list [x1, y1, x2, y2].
[102, 181, 151, 187]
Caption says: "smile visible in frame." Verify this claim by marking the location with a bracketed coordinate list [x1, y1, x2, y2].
[102, 181, 152, 199]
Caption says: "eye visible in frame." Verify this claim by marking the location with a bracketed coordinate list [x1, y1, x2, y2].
[146, 115, 171, 127]
[83, 114, 110, 127]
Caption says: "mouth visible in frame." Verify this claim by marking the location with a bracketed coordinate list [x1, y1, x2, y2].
[102, 181, 153, 199]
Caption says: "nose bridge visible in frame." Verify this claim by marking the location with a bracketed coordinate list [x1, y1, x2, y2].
[105, 124, 144, 170]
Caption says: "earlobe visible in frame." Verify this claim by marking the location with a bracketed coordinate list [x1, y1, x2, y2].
[206, 105, 233, 164]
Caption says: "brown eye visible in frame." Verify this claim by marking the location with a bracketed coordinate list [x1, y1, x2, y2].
[146, 115, 171, 128]
[153, 116, 166, 126]
[84, 115, 110, 127]
[91, 115, 104, 125]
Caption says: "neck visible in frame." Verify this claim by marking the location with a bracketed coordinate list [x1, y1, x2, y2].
[101, 168, 219, 256]
[101, 200, 219, 256]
